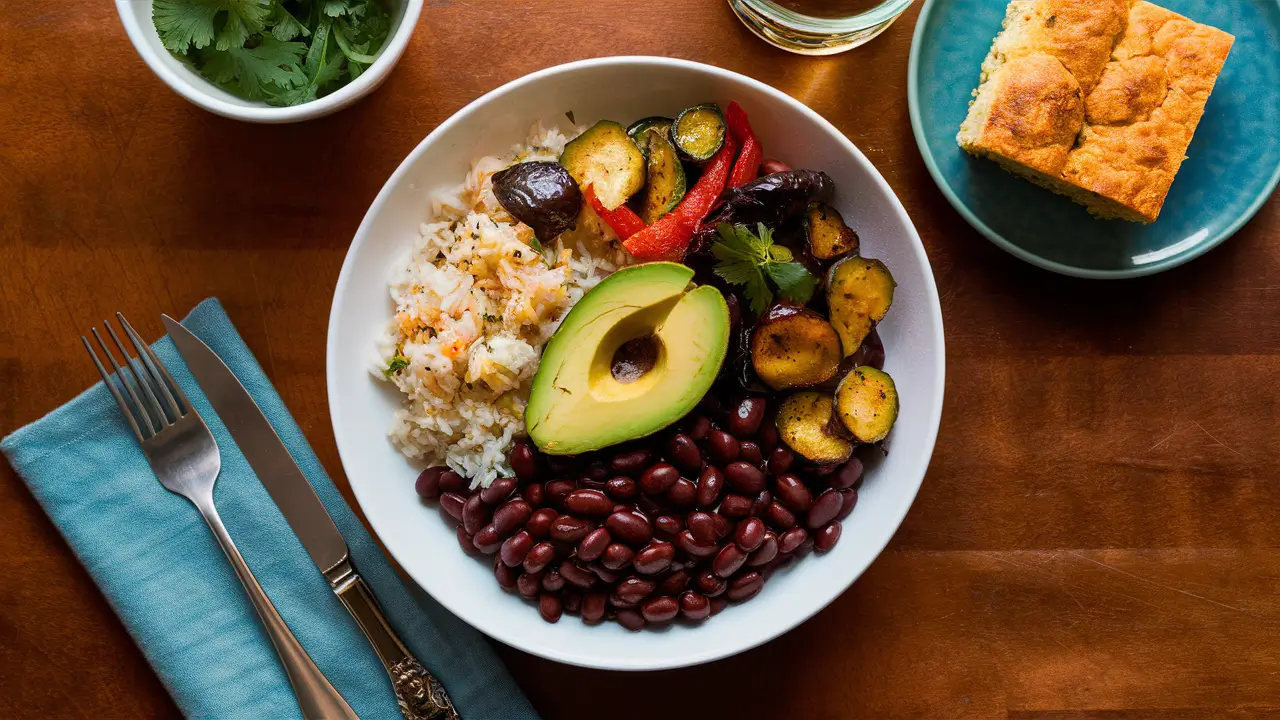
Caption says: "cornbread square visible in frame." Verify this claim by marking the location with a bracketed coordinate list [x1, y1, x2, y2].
[957, 0, 1234, 223]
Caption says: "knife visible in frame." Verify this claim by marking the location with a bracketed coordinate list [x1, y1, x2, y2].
[163, 315, 460, 720]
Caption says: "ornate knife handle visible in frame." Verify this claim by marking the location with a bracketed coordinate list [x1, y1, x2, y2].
[327, 559, 460, 720]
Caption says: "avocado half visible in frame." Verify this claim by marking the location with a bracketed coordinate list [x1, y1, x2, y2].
[526, 262, 730, 455]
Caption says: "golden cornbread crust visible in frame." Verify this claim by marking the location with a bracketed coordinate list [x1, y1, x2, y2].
[957, 0, 1234, 223]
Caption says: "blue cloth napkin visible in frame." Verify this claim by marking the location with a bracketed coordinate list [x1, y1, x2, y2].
[1, 299, 537, 720]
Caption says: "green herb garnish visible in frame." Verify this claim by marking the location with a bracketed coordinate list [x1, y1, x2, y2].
[153, 0, 391, 107]
[711, 222, 818, 314]
[482, 313, 501, 323]
[383, 354, 409, 377]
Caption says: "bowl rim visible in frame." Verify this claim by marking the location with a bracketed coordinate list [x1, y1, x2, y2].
[115, 0, 424, 123]
[907, 0, 1280, 280]
[326, 55, 946, 669]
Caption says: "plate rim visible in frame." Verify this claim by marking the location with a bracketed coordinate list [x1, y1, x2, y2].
[907, 0, 1280, 279]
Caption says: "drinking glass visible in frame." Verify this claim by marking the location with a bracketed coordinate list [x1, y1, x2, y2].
[728, 0, 915, 55]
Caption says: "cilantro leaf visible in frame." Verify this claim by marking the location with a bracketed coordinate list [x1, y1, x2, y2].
[711, 222, 818, 314]
[269, 5, 311, 41]
[153, 0, 221, 52]
[199, 35, 306, 99]
[324, 0, 354, 17]
[214, 0, 272, 51]
[765, 261, 819, 304]
[383, 354, 410, 378]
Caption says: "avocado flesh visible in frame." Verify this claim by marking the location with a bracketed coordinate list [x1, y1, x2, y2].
[526, 263, 730, 455]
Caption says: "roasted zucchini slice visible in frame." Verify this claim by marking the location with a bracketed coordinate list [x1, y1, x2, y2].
[639, 128, 687, 224]
[805, 202, 860, 260]
[776, 392, 853, 465]
[826, 256, 895, 356]
[626, 116, 673, 158]
[834, 366, 899, 443]
[559, 120, 645, 210]
[750, 304, 842, 390]
[671, 104, 727, 162]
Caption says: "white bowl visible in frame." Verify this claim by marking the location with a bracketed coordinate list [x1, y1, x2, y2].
[327, 57, 945, 670]
[116, 0, 422, 123]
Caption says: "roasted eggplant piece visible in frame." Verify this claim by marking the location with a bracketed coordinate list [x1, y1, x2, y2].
[690, 170, 834, 255]
[750, 304, 842, 390]
[671, 103, 727, 162]
[559, 120, 645, 210]
[491, 161, 582, 243]
[626, 116, 673, 158]
[805, 202, 860, 260]
[834, 366, 898, 443]
[826, 256, 895, 356]
[776, 392, 853, 465]
[640, 128, 687, 224]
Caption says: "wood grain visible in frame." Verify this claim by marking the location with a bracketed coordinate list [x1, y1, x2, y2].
[2, 1, 1279, 718]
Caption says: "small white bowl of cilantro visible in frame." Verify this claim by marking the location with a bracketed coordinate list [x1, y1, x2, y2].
[117, 0, 423, 123]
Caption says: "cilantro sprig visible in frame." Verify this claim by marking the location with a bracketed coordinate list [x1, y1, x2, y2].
[153, 0, 391, 107]
[383, 354, 410, 378]
[712, 223, 819, 314]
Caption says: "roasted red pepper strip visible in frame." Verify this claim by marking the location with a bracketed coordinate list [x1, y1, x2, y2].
[726, 101, 763, 187]
[585, 184, 646, 240]
[624, 135, 738, 261]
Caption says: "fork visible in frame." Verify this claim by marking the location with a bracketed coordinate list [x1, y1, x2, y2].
[83, 314, 358, 720]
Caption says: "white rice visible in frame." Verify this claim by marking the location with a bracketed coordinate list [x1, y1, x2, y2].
[375, 123, 630, 488]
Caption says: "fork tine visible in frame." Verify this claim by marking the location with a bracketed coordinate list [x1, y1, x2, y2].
[82, 336, 145, 443]
[105, 319, 171, 428]
[118, 313, 185, 418]
[90, 327, 156, 439]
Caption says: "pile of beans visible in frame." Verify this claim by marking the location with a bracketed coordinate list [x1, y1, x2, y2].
[414, 394, 863, 630]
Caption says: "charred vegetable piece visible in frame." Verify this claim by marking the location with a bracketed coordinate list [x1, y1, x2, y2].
[491, 161, 582, 243]
[776, 392, 853, 465]
[626, 116, 674, 158]
[640, 128, 687, 224]
[750, 304, 842, 390]
[725, 101, 763, 187]
[623, 134, 737, 262]
[672, 104, 727, 162]
[805, 202, 860, 260]
[559, 120, 645, 210]
[834, 366, 898, 443]
[690, 170, 834, 255]
[826, 256, 895, 356]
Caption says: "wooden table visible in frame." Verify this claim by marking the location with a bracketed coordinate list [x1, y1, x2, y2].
[3, 1, 1278, 717]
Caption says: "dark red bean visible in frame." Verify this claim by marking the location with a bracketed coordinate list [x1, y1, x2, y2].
[636, 494, 663, 518]
[577, 477, 609, 494]
[766, 447, 794, 476]
[544, 480, 576, 508]
[525, 507, 557, 539]
[765, 501, 796, 530]
[710, 597, 729, 616]
[500, 530, 534, 567]
[615, 576, 657, 604]
[654, 514, 683, 542]
[774, 474, 813, 512]
[461, 494, 489, 535]
[491, 499, 532, 536]
[562, 589, 582, 615]
[578, 527, 611, 562]
[610, 448, 652, 475]
[415, 467, 447, 499]
[688, 415, 712, 442]
[439, 471, 468, 495]
[583, 460, 610, 482]
[456, 526, 481, 557]
[680, 591, 711, 620]
[725, 462, 766, 495]
[582, 592, 607, 624]
[522, 482, 545, 508]
[667, 434, 702, 475]
[565, 489, 613, 516]
[696, 466, 725, 509]
[601, 543, 635, 571]
[712, 544, 748, 578]
[609, 593, 638, 610]
[605, 476, 638, 501]
[541, 569, 566, 592]
[707, 430, 740, 464]
[730, 397, 766, 437]
[677, 530, 719, 558]
[472, 525, 503, 554]
[747, 532, 778, 566]
[641, 596, 679, 623]
[666, 478, 697, 509]
[837, 488, 858, 521]
[739, 441, 763, 466]
[726, 571, 764, 601]
[687, 512, 719, 545]
[807, 489, 843, 529]
[616, 609, 646, 631]
[757, 421, 779, 454]
[815, 521, 842, 552]
[604, 511, 653, 546]
[778, 527, 808, 554]
[523, 542, 555, 574]
[633, 541, 675, 575]
[639, 464, 680, 495]
[710, 512, 733, 538]
[516, 571, 543, 599]
[494, 559, 518, 590]
[558, 561, 596, 589]
[830, 457, 864, 490]
[751, 490, 773, 518]
[480, 476, 518, 505]
[508, 443, 538, 482]
[735, 517, 766, 552]
[695, 571, 727, 597]
[661, 569, 691, 596]
[546, 455, 579, 476]
[439, 492, 466, 523]
[612, 504, 631, 514]
[719, 493, 753, 518]
[550, 515, 592, 542]
[588, 562, 619, 584]
[539, 593, 563, 623]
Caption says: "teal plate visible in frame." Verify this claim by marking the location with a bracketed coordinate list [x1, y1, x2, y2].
[908, 0, 1280, 278]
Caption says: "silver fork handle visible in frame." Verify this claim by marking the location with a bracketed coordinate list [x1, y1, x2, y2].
[195, 497, 359, 720]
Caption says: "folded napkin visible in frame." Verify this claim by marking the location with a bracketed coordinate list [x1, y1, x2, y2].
[1, 299, 537, 720]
